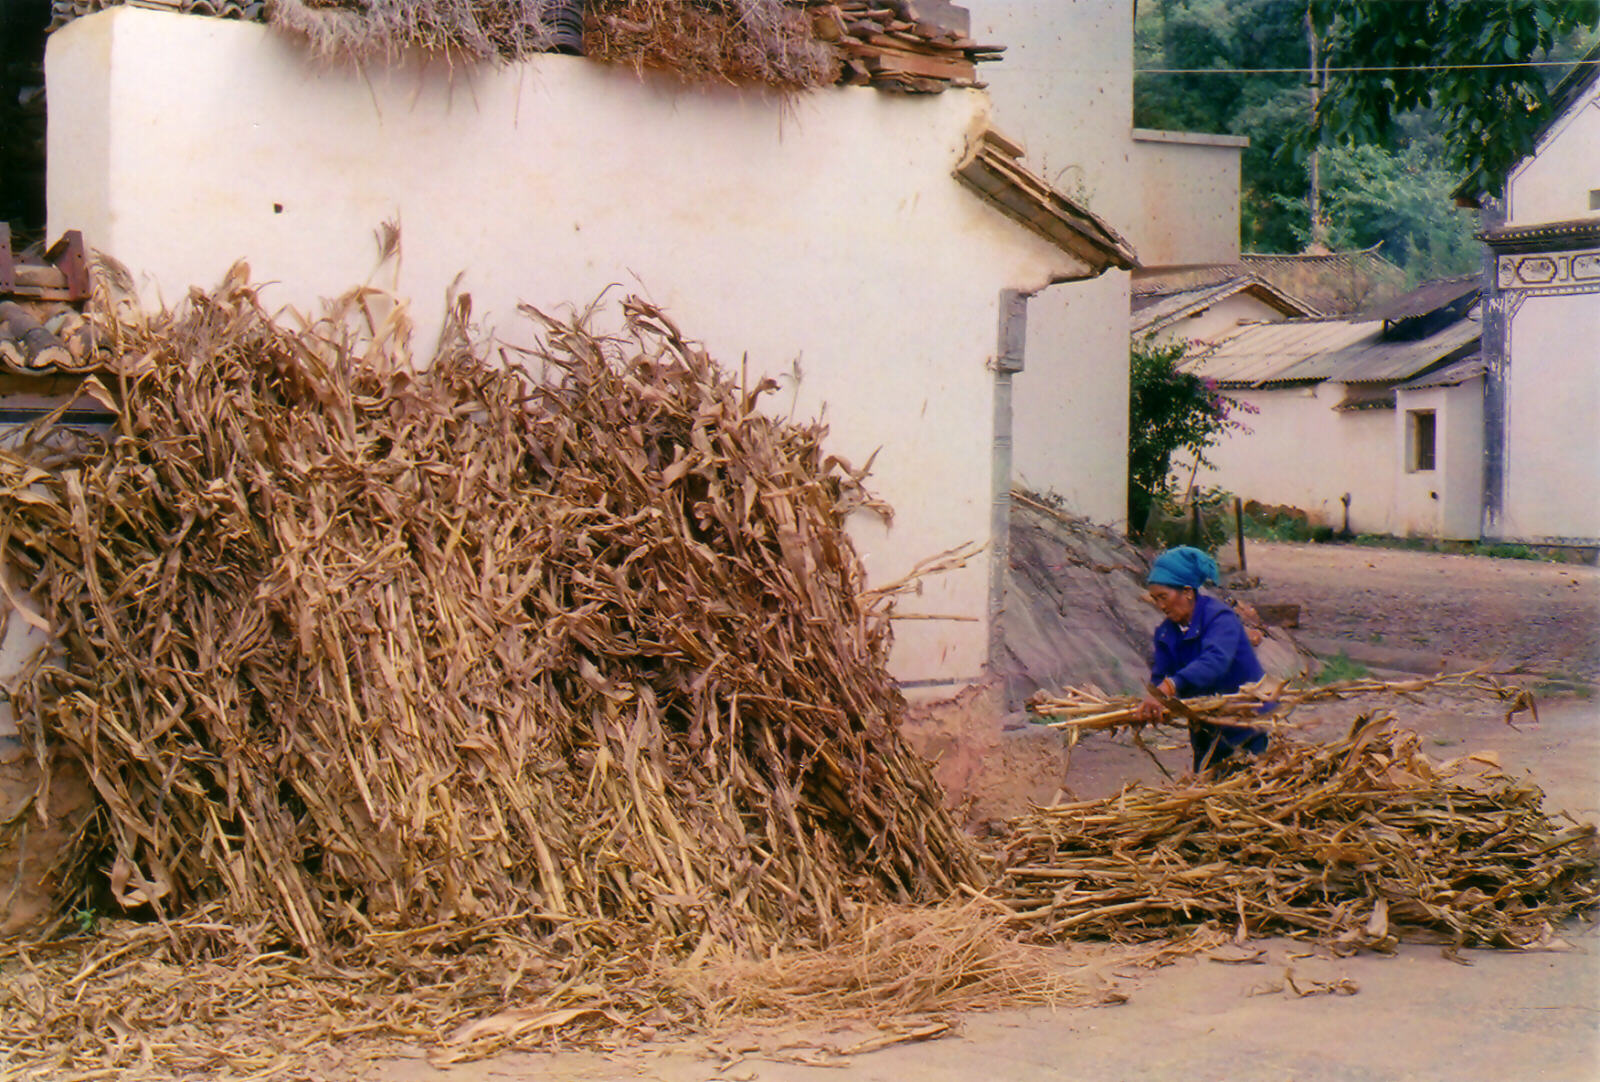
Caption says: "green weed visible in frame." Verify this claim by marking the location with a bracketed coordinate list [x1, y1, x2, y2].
[1314, 652, 1371, 685]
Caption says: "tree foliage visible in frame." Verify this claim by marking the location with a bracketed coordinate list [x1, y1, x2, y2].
[1128, 338, 1253, 533]
[1135, 0, 1599, 257]
[1273, 128, 1483, 282]
[1312, 0, 1600, 198]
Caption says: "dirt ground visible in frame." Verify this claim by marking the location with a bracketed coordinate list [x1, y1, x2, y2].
[371, 543, 1600, 1082]
[1241, 539, 1600, 683]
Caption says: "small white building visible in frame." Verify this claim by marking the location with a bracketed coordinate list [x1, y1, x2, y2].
[1180, 277, 1483, 539]
[1460, 45, 1600, 546]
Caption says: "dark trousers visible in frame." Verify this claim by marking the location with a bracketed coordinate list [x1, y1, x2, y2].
[1191, 720, 1269, 772]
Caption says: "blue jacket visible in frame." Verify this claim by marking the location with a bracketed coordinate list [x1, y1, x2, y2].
[1150, 593, 1264, 697]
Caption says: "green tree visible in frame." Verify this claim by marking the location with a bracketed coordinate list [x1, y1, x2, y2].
[1311, 0, 1600, 197]
[1275, 136, 1482, 283]
[1134, 0, 1599, 254]
[1128, 338, 1253, 534]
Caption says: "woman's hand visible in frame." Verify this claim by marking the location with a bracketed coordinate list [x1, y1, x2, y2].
[1135, 679, 1177, 721]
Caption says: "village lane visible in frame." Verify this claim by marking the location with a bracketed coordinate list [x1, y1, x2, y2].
[1240, 540, 1600, 685]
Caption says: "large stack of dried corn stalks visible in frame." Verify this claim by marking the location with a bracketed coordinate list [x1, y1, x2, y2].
[0, 268, 986, 1073]
[990, 713, 1598, 951]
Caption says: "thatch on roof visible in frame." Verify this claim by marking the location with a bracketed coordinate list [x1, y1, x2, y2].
[269, 0, 573, 63]
[268, 0, 839, 84]
[51, 0, 997, 92]
[584, 0, 837, 89]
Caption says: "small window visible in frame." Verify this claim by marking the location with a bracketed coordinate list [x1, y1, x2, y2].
[1408, 410, 1437, 472]
[1591, 189, 1600, 211]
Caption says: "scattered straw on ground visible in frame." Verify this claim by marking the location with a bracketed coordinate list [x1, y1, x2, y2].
[669, 899, 1116, 1025]
[989, 713, 1598, 951]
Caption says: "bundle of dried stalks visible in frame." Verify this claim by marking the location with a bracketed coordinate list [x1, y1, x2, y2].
[0, 268, 985, 1074]
[990, 714, 1598, 951]
[670, 899, 1109, 1024]
[1028, 671, 1539, 739]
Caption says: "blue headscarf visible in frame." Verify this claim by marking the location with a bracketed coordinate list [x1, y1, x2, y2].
[1147, 546, 1219, 590]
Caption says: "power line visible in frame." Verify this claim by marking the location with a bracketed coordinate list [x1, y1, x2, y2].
[1136, 59, 1598, 74]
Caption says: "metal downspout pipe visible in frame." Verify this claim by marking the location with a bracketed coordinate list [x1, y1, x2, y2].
[988, 289, 1029, 671]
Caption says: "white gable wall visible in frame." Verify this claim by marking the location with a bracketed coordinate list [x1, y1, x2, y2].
[970, 0, 1134, 528]
[46, 7, 1090, 689]
[1128, 129, 1245, 267]
[1500, 309, 1600, 540]
[1490, 80, 1600, 543]
[1507, 86, 1600, 225]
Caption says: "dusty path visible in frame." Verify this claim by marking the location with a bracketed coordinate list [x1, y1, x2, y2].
[1241, 540, 1600, 682]
[380, 916, 1600, 1082]
[372, 546, 1600, 1082]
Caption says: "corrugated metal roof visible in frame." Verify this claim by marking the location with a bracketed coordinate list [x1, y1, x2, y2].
[1184, 314, 1481, 387]
[1274, 317, 1480, 384]
[1182, 319, 1378, 385]
[1131, 279, 1247, 330]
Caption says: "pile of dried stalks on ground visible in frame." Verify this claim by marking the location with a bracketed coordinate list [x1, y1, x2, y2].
[0, 269, 986, 1076]
[990, 714, 1598, 951]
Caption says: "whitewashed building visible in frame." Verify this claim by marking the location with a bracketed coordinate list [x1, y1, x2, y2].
[1180, 277, 1484, 539]
[1460, 45, 1600, 546]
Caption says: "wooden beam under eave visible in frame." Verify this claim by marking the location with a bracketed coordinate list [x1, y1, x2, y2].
[954, 131, 1138, 279]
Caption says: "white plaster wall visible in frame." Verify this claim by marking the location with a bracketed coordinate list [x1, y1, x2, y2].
[970, 0, 1134, 229]
[1012, 277, 1129, 526]
[1191, 386, 1398, 535]
[1129, 132, 1244, 267]
[47, 7, 1087, 687]
[1500, 296, 1600, 541]
[970, 0, 1134, 526]
[1508, 88, 1600, 226]
[1394, 381, 1483, 540]
[1440, 379, 1486, 541]
[1143, 292, 1287, 349]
